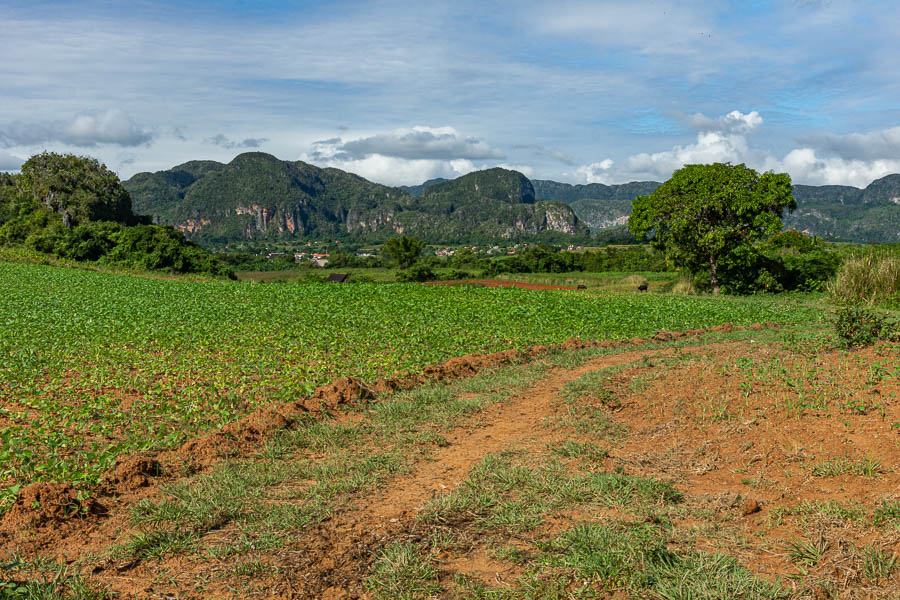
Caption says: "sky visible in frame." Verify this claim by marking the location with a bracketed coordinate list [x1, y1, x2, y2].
[2, 0, 900, 188]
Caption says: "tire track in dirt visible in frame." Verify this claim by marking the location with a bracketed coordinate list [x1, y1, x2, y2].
[278, 343, 738, 599]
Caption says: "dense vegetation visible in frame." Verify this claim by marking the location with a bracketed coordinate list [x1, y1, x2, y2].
[0, 153, 232, 277]
[628, 163, 795, 294]
[124, 154, 587, 246]
[0, 260, 825, 508]
[125, 153, 899, 248]
[535, 174, 900, 243]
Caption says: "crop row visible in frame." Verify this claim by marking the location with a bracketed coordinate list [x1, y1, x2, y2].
[0, 261, 823, 508]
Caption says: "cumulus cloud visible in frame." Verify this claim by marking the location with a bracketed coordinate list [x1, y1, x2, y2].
[579, 111, 768, 183]
[309, 126, 505, 162]
[301, 153, 479, 187]
[0, 150, 24, 171]
[678, 110, 763, 135]
[576, 159, 615, 184]
[782, 148, 900, 188]
[0, 109, 153, 148]
[576, 110, 900, 188]
[302, 126, 511, 185]
[205, 134, 268, 149]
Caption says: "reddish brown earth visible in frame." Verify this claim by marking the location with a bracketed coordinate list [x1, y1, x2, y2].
[8, 326, 899, 599]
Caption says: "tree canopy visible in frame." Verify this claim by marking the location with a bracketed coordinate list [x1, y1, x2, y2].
[628, 163, 794, 294]
[15, 152, 137, 227]
[382, 236, 426, 269]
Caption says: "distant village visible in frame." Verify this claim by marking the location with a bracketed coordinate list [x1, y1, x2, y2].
[262, 243, 587, 267]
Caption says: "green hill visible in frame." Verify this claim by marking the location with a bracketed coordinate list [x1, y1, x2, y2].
[534, 177, 900, 243]
[124, 154, 587, 245]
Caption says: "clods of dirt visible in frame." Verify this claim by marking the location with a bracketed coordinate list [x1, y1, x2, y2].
[105, 456, 162, 493]
[1, 482, 104, 529]
[741, 499, 761, 516]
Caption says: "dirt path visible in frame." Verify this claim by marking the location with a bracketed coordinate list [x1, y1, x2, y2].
[267, 344, 728, 599]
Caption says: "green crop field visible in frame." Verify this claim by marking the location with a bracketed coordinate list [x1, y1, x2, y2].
[0, 261, 825, 510]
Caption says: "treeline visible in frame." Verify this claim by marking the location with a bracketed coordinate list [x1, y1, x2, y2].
[0, 153, 233, 278]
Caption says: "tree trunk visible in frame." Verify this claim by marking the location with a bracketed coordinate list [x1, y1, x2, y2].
[709, 255, 720, 295]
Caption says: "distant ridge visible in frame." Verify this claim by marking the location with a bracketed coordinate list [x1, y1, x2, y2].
[123, 154, 900, 245]
[533, 176, 900, 244]
[123, 153, 587, 245]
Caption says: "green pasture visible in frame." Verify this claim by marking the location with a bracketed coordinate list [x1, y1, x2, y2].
[0, 261, 824, 509]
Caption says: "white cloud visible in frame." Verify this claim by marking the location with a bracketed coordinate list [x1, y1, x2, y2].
[0, 109, 153, 148]
[782, 148, 900, 188]
[310, 126, 504, 162]
[576, 159, 614, 184]
[578, 111, 768, 183]
[303, 126, 511, 185]
[299, 153, 478, 187]
[576, 110, 900, 188]
[679, 110, 763, 135]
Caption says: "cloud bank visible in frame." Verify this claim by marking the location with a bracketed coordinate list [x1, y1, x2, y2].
[0, 150, 24, 172]
[205, 134, 268, 150]
[0, 109, 153, 148]
[576, 110, 900, 189]
[303, 126, 507, 185]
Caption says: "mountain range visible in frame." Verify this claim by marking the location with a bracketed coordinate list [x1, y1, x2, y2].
[124, 152, 900, 246]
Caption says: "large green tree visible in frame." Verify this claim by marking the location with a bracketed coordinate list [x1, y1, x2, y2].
[15, 152, 137, 227]
[628, 163, 794, 294]
[382, 235, 426, 269]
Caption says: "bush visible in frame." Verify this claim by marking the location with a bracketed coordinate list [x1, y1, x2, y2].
[827, 249, 900, 307]
[832, 304, 896, 348]
[396, 262, 436, 282]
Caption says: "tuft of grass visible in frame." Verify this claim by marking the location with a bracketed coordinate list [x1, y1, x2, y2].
[810, 456, 883, 478]
[111, 530, 196, 561]
[872, 499, 900, 528]
[785, 535, 828, 569]
[671, 275, 699, 296]
[862, 545, 898, 581]
[550, 440, 609, 463]
[366, 543, 440, 600]
[538, 522, 784, 599]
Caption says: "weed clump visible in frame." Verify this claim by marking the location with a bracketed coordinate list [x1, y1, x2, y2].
[832, 304, 897, 348]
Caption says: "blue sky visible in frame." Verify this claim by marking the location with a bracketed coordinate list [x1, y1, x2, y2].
[2, 0, 900, 187]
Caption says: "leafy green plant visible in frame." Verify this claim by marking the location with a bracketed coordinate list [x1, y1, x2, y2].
[833, 304, 891, 347]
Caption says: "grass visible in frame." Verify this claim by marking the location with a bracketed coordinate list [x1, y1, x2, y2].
[493, 270, 678, 291]
[419, 452, 682, 533]
[111, 357, 555, 562]
[827, 247, 900, 308]
[0, 260, 824, 508]
[809, 456, 884, 478]
[367, 544, 441, 600]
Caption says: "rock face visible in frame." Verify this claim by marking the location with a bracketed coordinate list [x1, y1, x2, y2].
[124, 154, 587, 244]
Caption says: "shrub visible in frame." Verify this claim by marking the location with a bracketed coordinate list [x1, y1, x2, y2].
[832, 304, 896, 348]
[828, 249, 900, 307]
[396, 262, 436, 282]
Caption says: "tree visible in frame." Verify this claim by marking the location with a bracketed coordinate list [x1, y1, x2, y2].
[15, 152, 137, 228]
[382, 236, 426, 269]
[628, 163, 794, 294]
